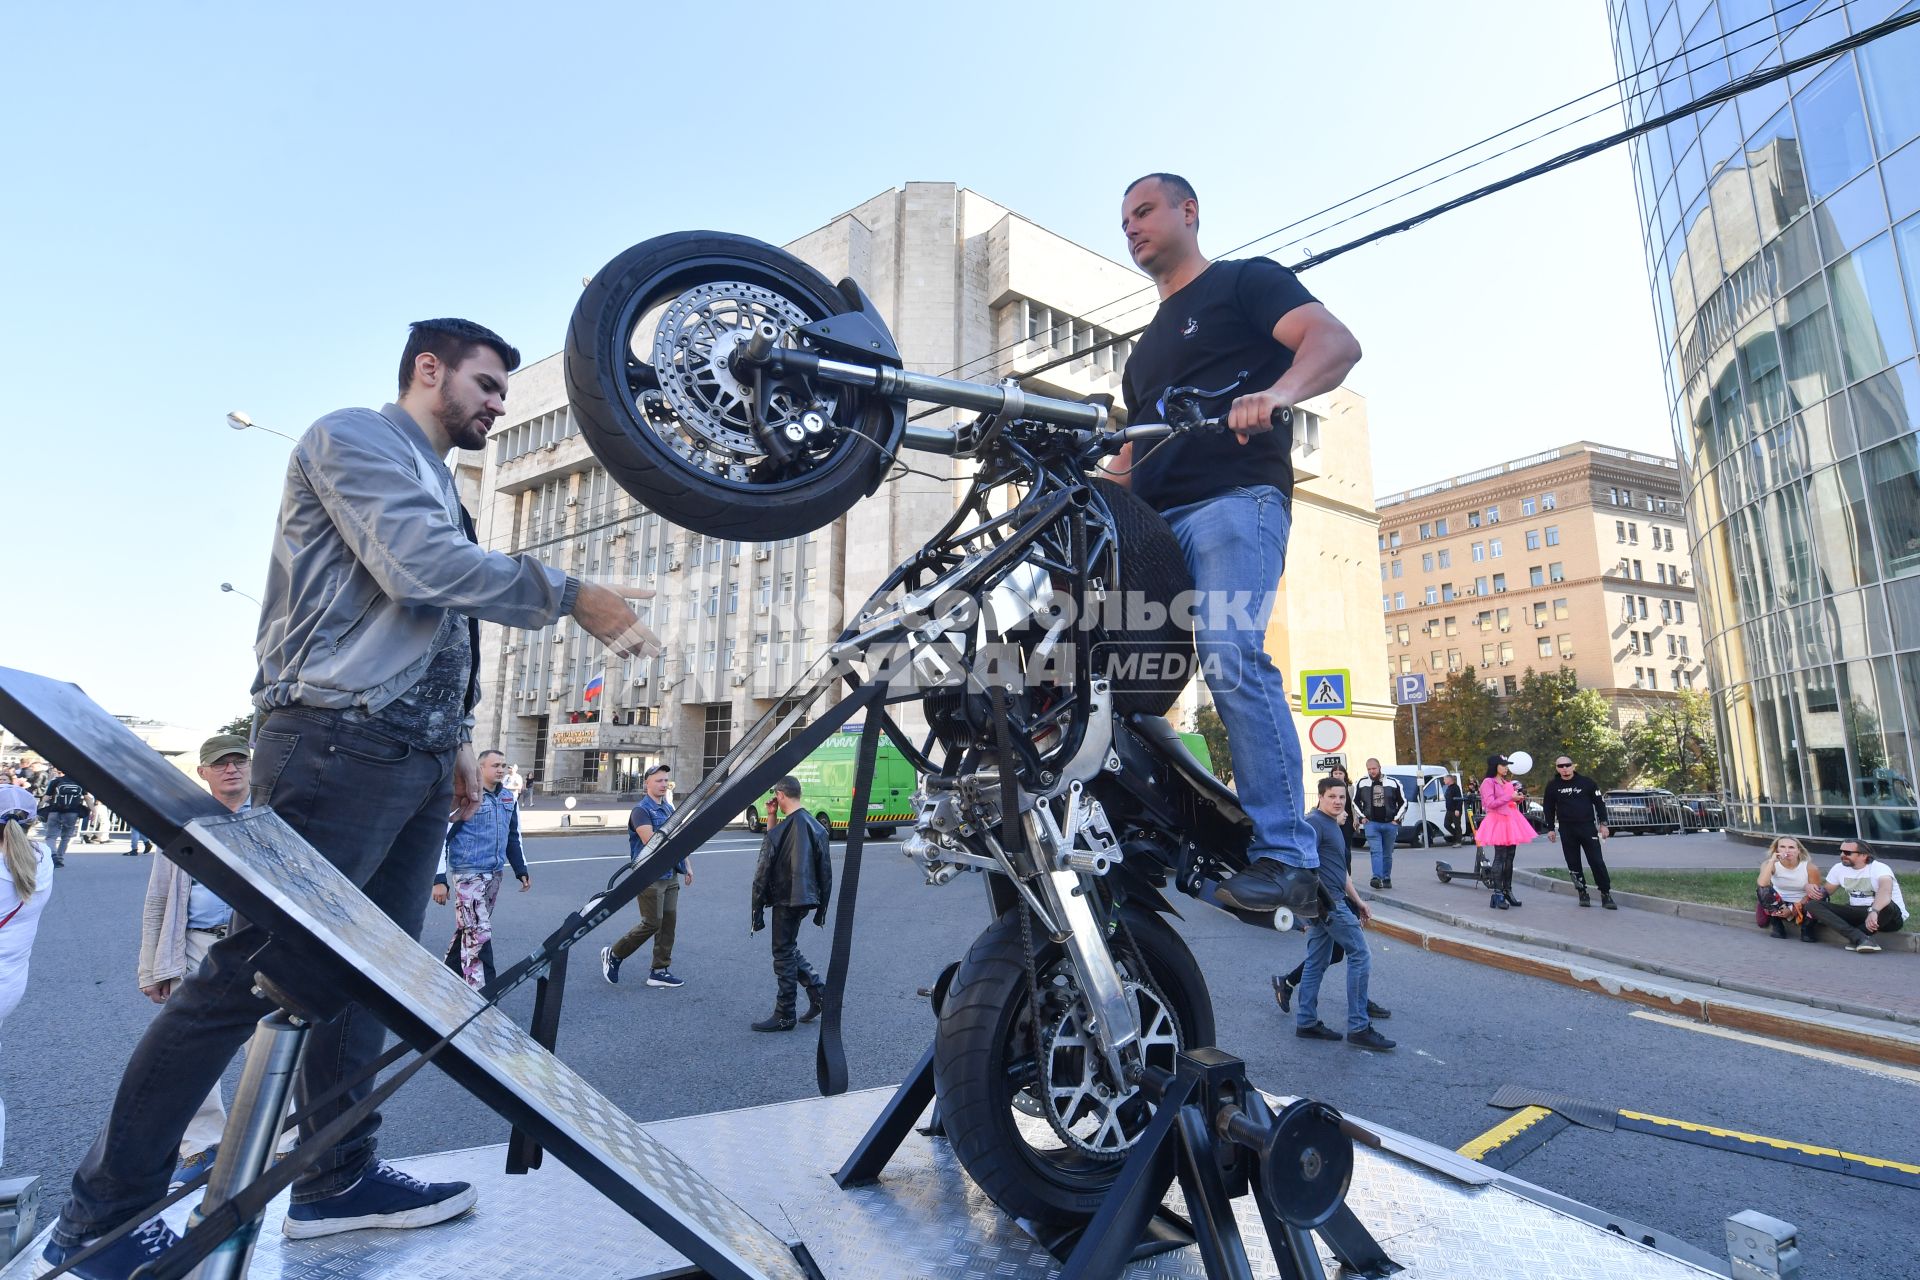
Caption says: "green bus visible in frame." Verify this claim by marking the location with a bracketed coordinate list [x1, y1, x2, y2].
[743, 725, 1216, 840]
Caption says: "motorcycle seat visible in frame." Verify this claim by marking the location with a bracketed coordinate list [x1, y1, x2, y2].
[1125, 713, 1251, 828]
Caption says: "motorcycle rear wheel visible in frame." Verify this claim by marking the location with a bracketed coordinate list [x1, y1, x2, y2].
[565, 231, 899, 541]
[932, 901, 1213, 1229]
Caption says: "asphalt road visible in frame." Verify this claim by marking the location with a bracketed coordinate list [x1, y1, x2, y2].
[7, 831, 1916, 1279]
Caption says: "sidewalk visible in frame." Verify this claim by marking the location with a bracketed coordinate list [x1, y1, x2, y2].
[1364, 835, 1920, 1065]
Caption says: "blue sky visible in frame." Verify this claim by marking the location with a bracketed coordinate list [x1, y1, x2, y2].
[1, 1, 1670, 731]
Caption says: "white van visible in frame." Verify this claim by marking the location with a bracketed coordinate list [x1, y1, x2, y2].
[1376, 763, 1451, 847]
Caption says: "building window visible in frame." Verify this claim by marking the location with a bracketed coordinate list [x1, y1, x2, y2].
[1549, 562, 1565, 583]
[1436, 517, 1450, 535]
[1485, 507, 1500, 524]
[1673, 601, 1684, 624]
[1503, 675, 1519, 695]
[1424, 586, 1439, 604]
[1397, 624, 1412, 645]
[1545, 525, 1559, 546]
[1553, 597, 1569, 620]
[1538, 636, 1553, 658]
[1471, 542, 1486, 562]
[1542, 492, 1557, 509]
[1521, 498, 1537, 516]
[1422, 552, 1435, 572]
[1468, 511, 1482, 528]
[1478, 611, 1494, 632]
[1431, 649, 1445, 669]
[1393, 592, 1405, 609]
[1632, 560, 1643, 580]
[1419, 522, 1432, 540]
[1557, 632, 1572, 656]
[1530, 566, 1546, 588]
[1661, 599, 1673, 623]
[1437, 548, 1452, 568]
[1389, 531, 1401, 549]
[1482, 642, 1497, 664]
[1492, 573, 1508, 592]
[1526, 530, 1541, 551]
[1444, 615, 1458, 636]
[1442, 582, 1457, 601]
[1391, 560, 1404, 578]
[1628, 523, 1639, 544]
[1475, 575, 1489, 595]
[1616, 520, 1628, 542]
[1489, 537, 1503, 558]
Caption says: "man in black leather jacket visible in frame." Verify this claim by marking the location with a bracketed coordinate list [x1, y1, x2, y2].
[749, 776, 833, 1031]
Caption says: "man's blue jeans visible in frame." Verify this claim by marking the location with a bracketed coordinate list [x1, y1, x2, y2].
[53, 708, 455, 1246]
[1163, 485, 1311, 868]
[1366, 821, 1398, 882]
[1295, 901, 1373, 1034]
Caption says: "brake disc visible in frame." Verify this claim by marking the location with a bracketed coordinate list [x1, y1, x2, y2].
[649, 281, 835, 474]
[1033, 974, 1181, 1159]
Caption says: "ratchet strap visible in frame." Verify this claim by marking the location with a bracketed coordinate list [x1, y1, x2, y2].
[816, 712, 884, 1097]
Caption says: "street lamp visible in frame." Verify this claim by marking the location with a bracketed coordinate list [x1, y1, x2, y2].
[220, 582, 262, 606]
[225, 410, 298, 444]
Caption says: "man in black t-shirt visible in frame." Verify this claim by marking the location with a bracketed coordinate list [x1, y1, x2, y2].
[1111, 173, 1362, 915]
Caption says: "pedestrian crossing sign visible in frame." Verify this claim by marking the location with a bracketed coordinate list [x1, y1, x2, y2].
[1298, 669, 1351, 716]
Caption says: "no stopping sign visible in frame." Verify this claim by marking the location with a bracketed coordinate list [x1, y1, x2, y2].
[1307, 717, 1347, 753]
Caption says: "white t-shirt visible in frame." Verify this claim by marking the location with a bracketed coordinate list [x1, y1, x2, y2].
[1768, 858, 1812, 904]
[0, 839, 56, 1023]
[1825, 860, 1906, 913]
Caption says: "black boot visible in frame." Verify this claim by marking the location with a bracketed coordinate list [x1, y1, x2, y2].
[800, 980, 827, 1024]
[1217, 860, 1323, 914]
[752, 1011, 797, 1032]
[1769, 919, 1787, 939]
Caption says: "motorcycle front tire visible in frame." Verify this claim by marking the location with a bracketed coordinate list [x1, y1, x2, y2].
[932, 901, 1213, 1229]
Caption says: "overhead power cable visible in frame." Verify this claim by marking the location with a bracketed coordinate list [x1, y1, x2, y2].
[922, 0, 1830, 393]
[1002, 4, 1914, 391]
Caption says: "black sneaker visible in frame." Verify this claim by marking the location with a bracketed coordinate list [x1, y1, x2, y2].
[1601, 894, 1618, 910]
[282, 1161, 476, 1239]
[1366, 1000, 1391, 1020]
[1578, 890, 1593, 908]
[600, 946, 621, 985]
[1347, 1026, 1397, 1051]
[1369, 876, 1383, 890]
[36, 1218, 181, 1278]
[1295, 1021, 1342, 1041]
[1271, 973, 1296, 1014]
[1381, 878, 1393, 889]
[1217, 860, 1323, 914]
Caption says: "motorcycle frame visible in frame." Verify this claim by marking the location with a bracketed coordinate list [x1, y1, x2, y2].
[506, 370, 1178, 1153]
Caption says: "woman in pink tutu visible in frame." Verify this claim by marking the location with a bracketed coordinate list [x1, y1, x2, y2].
[1476, 755, 1535, 909]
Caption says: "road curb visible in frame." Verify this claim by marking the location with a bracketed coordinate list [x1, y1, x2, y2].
[1368, 910, 1920, 1069]
[1507, 868, 1920, 954]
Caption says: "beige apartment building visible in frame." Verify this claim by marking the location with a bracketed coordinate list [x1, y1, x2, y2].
[1375, 443, 1707, 724]
[471, 182, 1390, 795]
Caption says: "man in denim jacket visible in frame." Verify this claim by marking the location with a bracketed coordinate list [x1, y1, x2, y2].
[45, 319, 661, 1277]
[432, 750, 530, 989]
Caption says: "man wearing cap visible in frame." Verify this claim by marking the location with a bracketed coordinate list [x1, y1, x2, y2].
[601, 764, 691, 988]
[135, 735, 291, 1189]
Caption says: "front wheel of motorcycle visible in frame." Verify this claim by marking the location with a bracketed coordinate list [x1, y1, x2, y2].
[932, 901, 1213, 1230]
[565, 231, 901, 542]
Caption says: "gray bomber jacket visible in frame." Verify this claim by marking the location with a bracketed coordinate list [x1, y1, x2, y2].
[250, 403, 579, 731]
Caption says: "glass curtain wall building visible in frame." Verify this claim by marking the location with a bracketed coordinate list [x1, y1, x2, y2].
[1608, 0, 1920, 851]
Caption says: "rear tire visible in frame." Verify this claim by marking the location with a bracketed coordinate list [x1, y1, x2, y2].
[566, 232, 899, 541]
[933, 902, 1212, 1229]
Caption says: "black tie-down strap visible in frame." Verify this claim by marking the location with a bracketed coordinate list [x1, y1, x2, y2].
[815, 713, 885, 1097]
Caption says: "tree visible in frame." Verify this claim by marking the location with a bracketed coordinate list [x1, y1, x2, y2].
[1192, 703, 1234, 784]
[1409, 672, 1504, 776]
[218, 712, 254, 739]
[1623, 688, 1720, 791]
[1506, 668, 1629, 788]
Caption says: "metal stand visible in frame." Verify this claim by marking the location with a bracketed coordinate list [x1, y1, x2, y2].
[186, 1009, 309, 1280]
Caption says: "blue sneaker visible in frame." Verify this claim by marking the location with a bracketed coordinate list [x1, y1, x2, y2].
[600, 946, 621, 984]
[281, 1161, 476, 1239]
[36, 1218, 180, 1278]
[646, 968, 684, 988]
[170, 1144, 218, 1191]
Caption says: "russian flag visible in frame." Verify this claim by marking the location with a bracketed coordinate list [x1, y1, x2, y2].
[583, 672, 606, 702]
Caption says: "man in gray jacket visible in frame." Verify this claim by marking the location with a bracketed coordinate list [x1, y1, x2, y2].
[46, 319, 660, 1277]
[749, 776, 832, 1033]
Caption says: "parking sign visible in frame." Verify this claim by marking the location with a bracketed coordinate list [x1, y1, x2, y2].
[1393, 673, 1429, 705]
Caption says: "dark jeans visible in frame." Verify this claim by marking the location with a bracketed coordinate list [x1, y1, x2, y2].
[769, 905, 822, 1017]
[1805, 897, 1906, 943]
[54, 708, 455, 1245]
[1557, 824, 1611, 893]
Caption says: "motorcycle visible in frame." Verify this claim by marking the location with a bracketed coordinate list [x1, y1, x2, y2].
[564, 231, 1322, 1232]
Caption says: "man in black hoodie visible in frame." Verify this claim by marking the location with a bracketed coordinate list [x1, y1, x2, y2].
[1542, 756, 1616, 909]
[749, 776, 833, 1031]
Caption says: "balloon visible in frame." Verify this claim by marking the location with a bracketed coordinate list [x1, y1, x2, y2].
[1507, 751, 1534, 775]
[565, 796, 578, 810]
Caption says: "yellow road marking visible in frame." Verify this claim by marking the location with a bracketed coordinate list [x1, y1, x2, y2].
[1457, 1105, 1552, 1160]
[1617, 1109, 1920, 1175]
[1628, 1010, 1920, 1086]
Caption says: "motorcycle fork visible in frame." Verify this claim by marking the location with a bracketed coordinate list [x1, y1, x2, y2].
[1020, 802, 1141, 1086]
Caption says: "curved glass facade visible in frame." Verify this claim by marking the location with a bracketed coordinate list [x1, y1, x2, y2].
[1609, 0, 1920, 851]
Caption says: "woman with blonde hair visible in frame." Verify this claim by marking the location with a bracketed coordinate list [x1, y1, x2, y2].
[0, 783, 57, 1166]
[1756, 835, 1821, 943]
